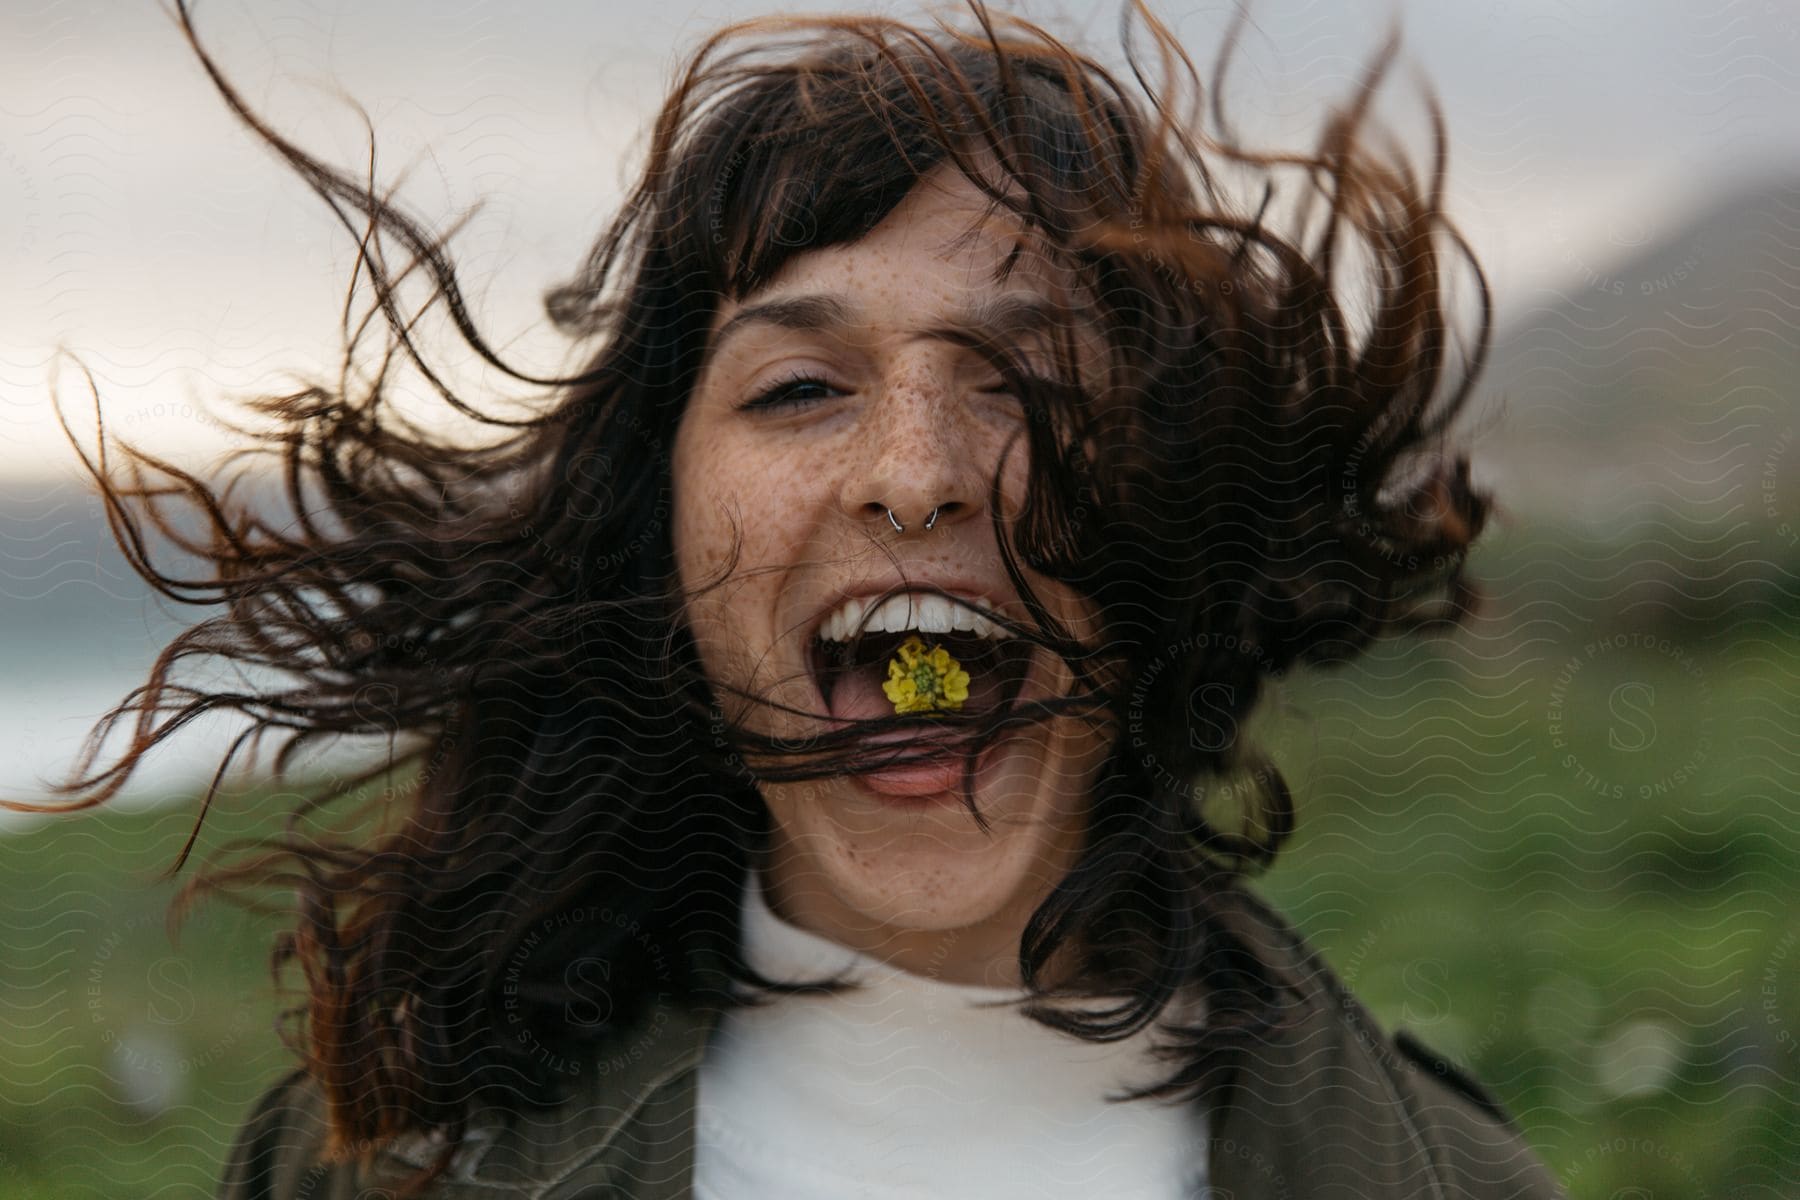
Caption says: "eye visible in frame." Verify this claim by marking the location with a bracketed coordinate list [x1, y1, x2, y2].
[740, 371, 845, 412]
[974, 371, 1054, 411]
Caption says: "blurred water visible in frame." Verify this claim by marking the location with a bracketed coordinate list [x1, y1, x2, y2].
[0, 664, 265, 825]
[0, 479, 282, 826]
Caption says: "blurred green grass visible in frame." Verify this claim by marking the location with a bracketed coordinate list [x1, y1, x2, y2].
[1249, 612, 1800, 1197]
[0, 797, 293, 1198]
[2, 613, 1796, 1197]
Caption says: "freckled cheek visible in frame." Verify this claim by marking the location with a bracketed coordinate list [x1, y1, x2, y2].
[670, 462, 732, 641]
[674, 497, 758, 697]
[673, 429, 750, 570]
[672, 461, 793, 631]
[672, 483, 734, 580]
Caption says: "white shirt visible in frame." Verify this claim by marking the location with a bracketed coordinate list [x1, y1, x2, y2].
[693, 870, 1210, 1199]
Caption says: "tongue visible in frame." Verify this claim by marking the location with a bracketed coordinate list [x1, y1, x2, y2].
[827, 647, 978, 798]
[826, 656, 898, 725]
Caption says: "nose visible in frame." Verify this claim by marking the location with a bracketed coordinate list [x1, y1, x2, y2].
[841, 360, 993, 535]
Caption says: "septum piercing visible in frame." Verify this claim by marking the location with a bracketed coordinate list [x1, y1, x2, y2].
[885, 507, 941, 533]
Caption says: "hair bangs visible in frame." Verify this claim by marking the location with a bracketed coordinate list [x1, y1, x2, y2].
[677, 24, 1143, 306]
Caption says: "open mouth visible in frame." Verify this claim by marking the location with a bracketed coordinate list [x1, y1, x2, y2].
[805, 596, 1037, 728]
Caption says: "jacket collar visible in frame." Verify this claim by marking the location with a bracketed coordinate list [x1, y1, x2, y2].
[381, 884, 1450, 1199]
[1199, 887, 1450, 1199]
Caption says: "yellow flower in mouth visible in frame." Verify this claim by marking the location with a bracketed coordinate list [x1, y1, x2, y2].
[881, 635, 971, 715]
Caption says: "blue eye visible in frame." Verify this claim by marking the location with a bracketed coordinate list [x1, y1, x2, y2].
[742, 372, 842, 411]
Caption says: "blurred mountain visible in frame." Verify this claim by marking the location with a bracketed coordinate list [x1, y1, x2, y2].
[1477, 178, 1800, 522]
[1469, 178, 1800, 631]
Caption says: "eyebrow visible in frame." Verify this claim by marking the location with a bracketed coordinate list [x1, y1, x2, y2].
[712, 294, 854, 352]
[709, 290, 1085, 359]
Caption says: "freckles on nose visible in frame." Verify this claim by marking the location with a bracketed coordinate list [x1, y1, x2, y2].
[882, 424, 950, 471]
[869, 366, 966, 447]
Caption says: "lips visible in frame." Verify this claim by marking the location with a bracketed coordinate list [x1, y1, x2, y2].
[806, 630, 1039, 800]
[763, 571, 1095, 807]
[773, 586, 1047, 816]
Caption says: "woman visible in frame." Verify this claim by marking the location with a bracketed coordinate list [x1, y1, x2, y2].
[52, 1, 1560, 1197]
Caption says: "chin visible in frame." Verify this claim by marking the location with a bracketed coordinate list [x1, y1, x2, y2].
[755, 716, 1101, 935]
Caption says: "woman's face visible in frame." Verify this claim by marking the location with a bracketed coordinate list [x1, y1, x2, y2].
[670, 165, 1115, 985]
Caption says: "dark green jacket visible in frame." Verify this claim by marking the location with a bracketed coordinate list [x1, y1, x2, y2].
[217, 890, 1565, 1199]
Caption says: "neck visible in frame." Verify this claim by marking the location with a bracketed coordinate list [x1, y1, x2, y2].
[753, 851, 1082, 991]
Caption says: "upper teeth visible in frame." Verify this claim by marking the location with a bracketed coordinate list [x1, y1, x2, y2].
[817, 593, 1012, 643]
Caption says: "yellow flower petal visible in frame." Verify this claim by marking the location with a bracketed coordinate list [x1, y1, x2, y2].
[943, 666, 970, 704]
[882, 667, 917, 707]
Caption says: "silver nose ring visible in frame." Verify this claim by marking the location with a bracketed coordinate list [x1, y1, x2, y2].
[885, 507, 941, 532]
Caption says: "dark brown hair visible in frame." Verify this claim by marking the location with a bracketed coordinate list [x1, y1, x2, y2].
[32, 0, 1491, 1192]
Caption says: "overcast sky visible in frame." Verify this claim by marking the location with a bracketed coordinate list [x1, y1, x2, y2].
[2, 0, 1797, 480]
